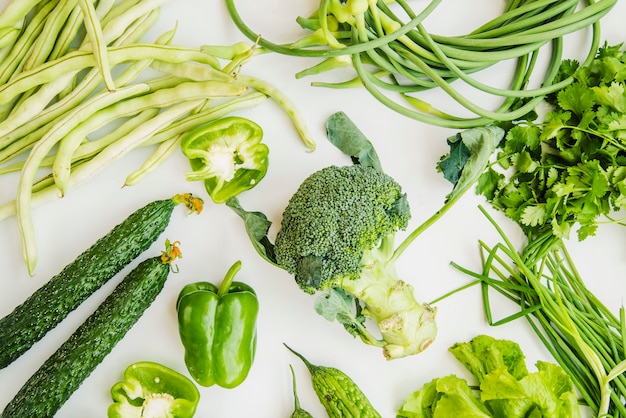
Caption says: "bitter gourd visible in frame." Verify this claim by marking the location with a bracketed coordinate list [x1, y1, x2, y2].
[285, 344, 382, 418]
[0, 193, 202, 369]
[1, 241, 183, 418]
[290, 364, 314, 418]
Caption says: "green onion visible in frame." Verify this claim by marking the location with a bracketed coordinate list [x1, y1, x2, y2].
[450, 206, 626, 417]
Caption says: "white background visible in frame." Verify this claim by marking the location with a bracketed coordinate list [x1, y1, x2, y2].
[1, 0, 625, 416]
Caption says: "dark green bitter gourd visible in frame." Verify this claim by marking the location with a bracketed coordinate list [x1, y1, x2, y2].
[1, 241, 183, 418]
[285, 344, 382, 418]
[0, 193, 202, 369]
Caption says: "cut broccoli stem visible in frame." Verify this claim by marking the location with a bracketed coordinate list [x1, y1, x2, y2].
[340, 234, 437, 360]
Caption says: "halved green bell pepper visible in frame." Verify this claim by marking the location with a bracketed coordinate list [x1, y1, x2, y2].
[107, 361, 199, 418]
[176, 260, 259, 388]
[181, 116, 268, 204]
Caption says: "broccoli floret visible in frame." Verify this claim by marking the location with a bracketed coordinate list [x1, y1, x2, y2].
[275, 164, 410, 292]
[273, 164, 436, 360]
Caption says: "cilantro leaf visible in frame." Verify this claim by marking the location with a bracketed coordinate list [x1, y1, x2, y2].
[473, 43, 626, 242]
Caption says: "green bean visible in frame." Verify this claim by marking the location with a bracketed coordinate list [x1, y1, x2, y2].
[0, 123, 51, 164]
[48, 3, 83, 60]
[0, 12, 166, 150]
[235, 75, 316, 150]
[150, 59, 234, 83]
[0, 0, 43, 29]
[68, 107, 161, 161]
[0, 25, 19, 62]
[93, 0, 116, 19]
[0, 0, 56, 84]
[50, 5, 162, 96]
[23, 0, 77, 72]
[0, 26, 19, 50]
[51, 79, 246, 195]
[98, 0, 142, 26]
[123, 135, 181, 187]
[16, 83, 150, 275]
[85, 0, 167, 48]
[16, 100, 202, 205]
[0, 44, 220, 106]
[0, 72, 78, 140]
[88, 99, 204, 168]
[78, 0, 115, 91]
[0, 107, 162, 174]
[142, 91, 267, 147]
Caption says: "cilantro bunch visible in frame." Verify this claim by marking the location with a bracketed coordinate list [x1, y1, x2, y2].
[478, 43, 626, 242]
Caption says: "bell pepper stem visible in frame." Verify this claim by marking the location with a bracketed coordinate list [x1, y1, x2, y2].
[217, 260, 243, 297]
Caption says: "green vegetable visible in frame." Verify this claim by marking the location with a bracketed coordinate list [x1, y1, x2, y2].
[289, 364, 314, 418]
[397, 335, 582, 418]
[477, 43, 626, 243]
[176, 260, 259, 388]
[108, 361, 200, 418]
[451, 208, 626, 417]
[227, 112, 502, 359]
[225, 0, 615, 128]
[0, 193, 202, 370]
[181, 116, 269, 203]
[0, 241, 183, 418]
[285, 344, 381, 418]
[0, 0, 315, 274]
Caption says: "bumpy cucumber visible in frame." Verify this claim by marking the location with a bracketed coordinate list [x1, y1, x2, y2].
[0, 193, 201, 369]
[1, 247, 179, 418]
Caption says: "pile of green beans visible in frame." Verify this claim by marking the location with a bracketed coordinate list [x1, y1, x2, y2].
[225, 0, 617, 128]
[0, 0, 314, 275]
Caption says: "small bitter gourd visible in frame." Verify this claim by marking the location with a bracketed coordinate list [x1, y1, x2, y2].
[0, 193, 202, 369]
[1, 241, 183, 418]
[285, 344, 382, 418]
[290, 364, 314, 418]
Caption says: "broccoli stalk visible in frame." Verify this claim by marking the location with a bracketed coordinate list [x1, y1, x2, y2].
[339, 233, 437, 359]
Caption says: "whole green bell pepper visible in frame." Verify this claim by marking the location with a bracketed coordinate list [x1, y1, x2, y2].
[181, 116, 269, 204]
[107, 361, 199, 418]
[176, 260, 259, 388]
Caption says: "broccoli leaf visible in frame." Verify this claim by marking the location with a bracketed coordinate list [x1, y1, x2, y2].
[325, 111, 383, 171]
[314, 288, 381, 345]
[438, 126, 504, 203]
[225, 197, 277, 265]
[438, 134, 471, 184]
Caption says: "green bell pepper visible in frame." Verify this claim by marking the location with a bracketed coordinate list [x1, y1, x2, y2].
[107, 361, 199, 418]
[176, 260, 259, 388]
[181, 116, 269, 204]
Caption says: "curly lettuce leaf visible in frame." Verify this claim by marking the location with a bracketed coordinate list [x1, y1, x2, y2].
[449, 335, 528, 383]
[397, 335, 582, 418]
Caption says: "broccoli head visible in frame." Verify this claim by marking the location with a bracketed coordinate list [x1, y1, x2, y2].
[273, 164, 436, 360]
[226, 111, 443, 360]
[274, 164, 410, 293]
